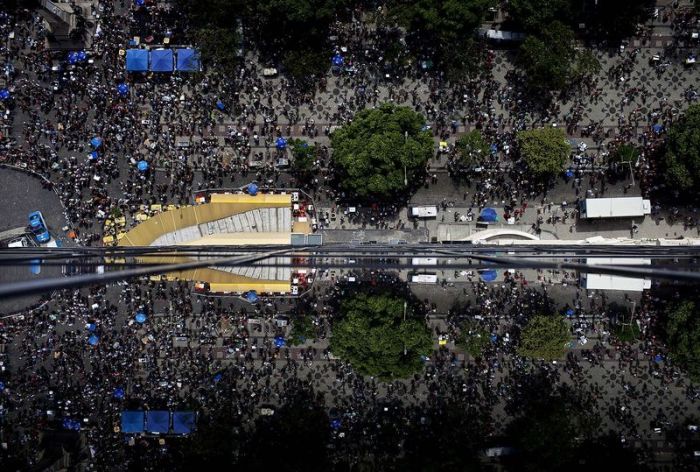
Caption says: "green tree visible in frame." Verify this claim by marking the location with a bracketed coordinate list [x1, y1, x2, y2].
[457, 320, 491, 358]
[664, 301, 700, 381]
[506, 392, 600, 472]
[289, 314, 316, 346]
[573, 49, 602, 81]
[455, 130, 489, 168]
[330, 292, 432, 380]
[518, 21, 578, 90]
[290, 138, 316, 181]
[330, 103, 433, 201]
[517, 127, 570, 177]
[507, 0, 571, 33]
[573, 0, 654, 42]
[392, 0, 494, 79]
[663, 104, 700, 194]
[610, 143, 639, 164]
[517, 315, 569, 360]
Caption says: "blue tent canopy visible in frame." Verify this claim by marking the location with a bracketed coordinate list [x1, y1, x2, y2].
[565, 169, 574, 178]
[126, 49, 149, 72]
[88, 334, 99, 346]
[213, 373, 223, 383]
[0, 88, 9, 100]
[146, 410, 170, 433]
[150, 49, 174, 72]
[172, 411, 196, 434]
[135, 312, 147, 323]
[86, 323, 96, 332]
[565, 308, 575, 317]
[479, 269, 498, 282]
[121, 411, 145, 433]
[137, 160, 149, 171]
[332, 54, 344, 67]
[274, 336, 286, 348]
[246, 290, 259, 302]
[480, 208, 498, 222]
[117, 83, 129, 96]
[247, 183, 259, 196]
[652, 124, 664, 134]
[216, 99, 225, 111]
[113, 387, 125, 400]
[176, 48, 201, 72]
[330, 418, 342, 430]
[276, 137, 287, 149]
[90, 137, 103, 148]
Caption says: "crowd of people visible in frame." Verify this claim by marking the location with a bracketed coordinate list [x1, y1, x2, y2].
[1, 0, 700, 468]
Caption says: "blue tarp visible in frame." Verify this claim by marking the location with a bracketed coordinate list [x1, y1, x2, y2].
[146, 410, 170, 433]
[126, 49, 149, 72]
[121, 411, 145, 433]
[480, 208, 498, 222]
[176, 48, 201, 72]
[150, 49, 174, 72]
[172, 411, 196, 434]
[480, 269, 497, 282]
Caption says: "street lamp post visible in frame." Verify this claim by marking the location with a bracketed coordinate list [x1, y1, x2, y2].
[404, 131, 408, 186]
[403, 301, 407, 356]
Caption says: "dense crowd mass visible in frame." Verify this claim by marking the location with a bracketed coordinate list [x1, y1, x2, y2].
[1, 0, 700, 469]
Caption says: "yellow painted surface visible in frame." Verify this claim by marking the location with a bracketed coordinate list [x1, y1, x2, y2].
[177, 233, 291, 246]
[119, 197, 293, 247]
[209, 281, 291, 293]
[210, 193, 291, 206]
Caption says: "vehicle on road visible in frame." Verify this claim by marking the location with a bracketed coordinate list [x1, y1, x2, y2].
[28, 211, 51, 244]
[578, 197, 651, 219]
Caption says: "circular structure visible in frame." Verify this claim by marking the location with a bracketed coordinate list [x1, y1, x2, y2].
[0, 167, 70, 315]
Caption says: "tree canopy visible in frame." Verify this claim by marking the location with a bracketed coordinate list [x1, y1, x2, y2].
[330, 104, 433, 201]
[664, 301, 700, 381]
[329, 292, 432, 380]
[290, 138, 316, 182]
[506, 0, 571, 33]
[457, 320, 491, 359]
[517, 315, 569, 360]
[455, 130, 489, 168]
[519, 21, 596, 91]
[516, 127, 570, 177]
[663, 104, 700, 195]
[391, 0, 494, 79]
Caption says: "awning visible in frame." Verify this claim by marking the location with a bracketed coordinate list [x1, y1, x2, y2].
[146, 410, 170, 433]
[150, 49, 174, 72]
[121, 411, 145, 433]
[125, 49, 148, 72]
[175, 48, 201, 71]
[172, 411, 196, 434]
[479, 208, 498, 222]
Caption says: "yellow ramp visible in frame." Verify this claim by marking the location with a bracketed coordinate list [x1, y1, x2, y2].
[210, 193, 291, 206]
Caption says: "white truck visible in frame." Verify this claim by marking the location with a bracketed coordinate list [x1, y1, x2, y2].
[578, 197, 651, 219]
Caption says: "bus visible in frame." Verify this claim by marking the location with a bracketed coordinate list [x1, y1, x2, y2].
[578, 197, 651, 219]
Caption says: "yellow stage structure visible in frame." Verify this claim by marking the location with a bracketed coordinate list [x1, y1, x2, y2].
[117, 193, 307, 295]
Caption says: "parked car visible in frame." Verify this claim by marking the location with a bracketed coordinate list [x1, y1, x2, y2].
[28, 211, 51, 244]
